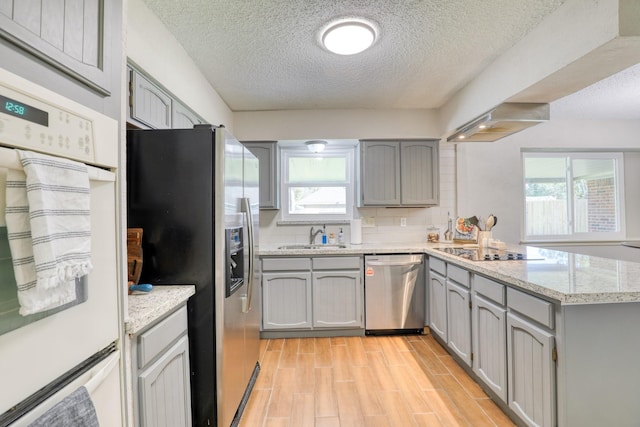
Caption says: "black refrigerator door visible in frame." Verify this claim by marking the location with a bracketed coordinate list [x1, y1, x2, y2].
[127, 128, 215, 285]
[126, 127, 218, 426]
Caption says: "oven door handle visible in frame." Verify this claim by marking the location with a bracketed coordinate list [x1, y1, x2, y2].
[0, 146, 115, 182]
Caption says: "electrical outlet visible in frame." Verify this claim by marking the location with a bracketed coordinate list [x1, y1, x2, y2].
[400, 217, 407, 227]
[362, 217, 376, 227]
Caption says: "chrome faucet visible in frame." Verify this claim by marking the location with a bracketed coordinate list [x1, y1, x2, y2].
[309, 226, 324, 245]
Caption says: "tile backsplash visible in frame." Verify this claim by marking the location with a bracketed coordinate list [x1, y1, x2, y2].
[259, 143, 456, 245]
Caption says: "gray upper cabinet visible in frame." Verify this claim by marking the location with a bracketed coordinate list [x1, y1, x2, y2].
[129, 68, 172, 129]
[172, 101, 203, 129]
[359, 140, 439, 206]
[128, 66, 206, 130]
[400, 141, 439, 205]
[242, 141, 280, 210]
[360, 140, 401, 205]
[0, 0, 113, 94]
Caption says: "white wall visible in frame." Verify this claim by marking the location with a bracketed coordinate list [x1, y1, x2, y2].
[234, 108, 441, 141]
[456, 119, 640, 248]
[126, 0, 233, 129]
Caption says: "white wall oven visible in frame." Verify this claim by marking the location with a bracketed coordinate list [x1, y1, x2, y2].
[0, 67, 121, 426]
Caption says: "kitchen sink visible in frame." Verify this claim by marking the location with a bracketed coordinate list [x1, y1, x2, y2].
[277, 244, 347, 250]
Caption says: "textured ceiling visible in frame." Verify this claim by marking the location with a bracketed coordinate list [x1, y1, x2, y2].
[141, 0, 570, 111]
[552, 62, 640, 120]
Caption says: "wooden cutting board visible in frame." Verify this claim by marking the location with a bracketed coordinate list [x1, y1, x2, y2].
[127, 228, 143, 293]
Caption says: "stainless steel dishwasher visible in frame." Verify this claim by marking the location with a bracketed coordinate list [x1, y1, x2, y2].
[364, 254, 425, 334]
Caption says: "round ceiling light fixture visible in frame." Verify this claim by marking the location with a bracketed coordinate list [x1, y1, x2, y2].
[321, 18, 377, 55]
[305, 140, 328, 153]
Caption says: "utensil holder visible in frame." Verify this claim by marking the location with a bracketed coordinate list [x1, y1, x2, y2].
[478, 231, 492, 247]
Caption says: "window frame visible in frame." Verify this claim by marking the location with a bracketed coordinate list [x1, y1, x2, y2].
[522, 151, 626, 243]
[280, 145, 356, 223]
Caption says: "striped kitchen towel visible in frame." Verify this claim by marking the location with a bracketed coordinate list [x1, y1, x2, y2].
[5, 150, 92, 315]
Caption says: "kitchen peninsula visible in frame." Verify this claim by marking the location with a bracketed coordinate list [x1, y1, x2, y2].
[260, 242, 640, 427]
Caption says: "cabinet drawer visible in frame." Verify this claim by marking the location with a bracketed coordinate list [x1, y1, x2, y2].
[474, 275, 505, 306]
[138, 305, 188, 368]
[448, 264, 470, 288]
[429, 257, 446, 276]
[262, 257, 311, 271]
[313, 257, 361, 270]
[507, 288, 554, 329]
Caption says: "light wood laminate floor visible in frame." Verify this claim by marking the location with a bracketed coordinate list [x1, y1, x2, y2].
[239, 333, 516, 427]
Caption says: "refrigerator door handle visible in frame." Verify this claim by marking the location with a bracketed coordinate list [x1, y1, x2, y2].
[240, 197, 255, 313]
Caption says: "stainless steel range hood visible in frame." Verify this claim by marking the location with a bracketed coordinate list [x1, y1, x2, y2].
[446, 102, 550, 142]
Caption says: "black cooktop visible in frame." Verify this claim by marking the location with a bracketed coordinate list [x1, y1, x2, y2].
[435, 247, 542, 261]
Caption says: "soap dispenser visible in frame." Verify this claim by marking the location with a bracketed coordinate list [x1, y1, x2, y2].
[321, 224, 327, 245]
[444, 211, 453, 241]
[328, 232, 336, 245]
[338, 228, 345, 244]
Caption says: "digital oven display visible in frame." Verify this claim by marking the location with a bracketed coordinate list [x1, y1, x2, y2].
[0, 94, 49, 126]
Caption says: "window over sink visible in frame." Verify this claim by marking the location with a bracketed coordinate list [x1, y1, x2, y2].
[522, 151, 625, 242]
[281, 144, 355, 222]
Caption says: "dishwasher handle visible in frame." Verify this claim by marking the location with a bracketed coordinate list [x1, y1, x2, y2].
[366, 260, 423, 267]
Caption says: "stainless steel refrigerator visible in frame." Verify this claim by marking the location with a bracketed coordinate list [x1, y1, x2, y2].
[127, 125, 261, 427]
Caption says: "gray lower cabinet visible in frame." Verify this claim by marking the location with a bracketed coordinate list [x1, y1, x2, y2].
[428, 259, 447, 341]
[139, 336, 191, 427]
[506, 288, 556, 427]
[133, 305, 192, 427]
[472, 276, 507, 403]
[359, 139, 439, 206]
[242, 141, 280, 210]
[446, 265, 471, 366]
[262, 270, 313, 329]
[312, 270, 362, 328]
[428, 257, 557, 427]
[261, 256, 363, 333]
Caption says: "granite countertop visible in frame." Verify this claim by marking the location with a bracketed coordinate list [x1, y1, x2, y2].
[259, 242, 640, 305]
[125, 285, 195, 335]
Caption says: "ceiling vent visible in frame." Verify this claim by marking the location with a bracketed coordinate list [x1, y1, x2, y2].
[446, 103, 550, 142]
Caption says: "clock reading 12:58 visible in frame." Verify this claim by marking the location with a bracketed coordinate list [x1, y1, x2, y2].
[5, 101, 25, 116]
[0, 94, 49, 127]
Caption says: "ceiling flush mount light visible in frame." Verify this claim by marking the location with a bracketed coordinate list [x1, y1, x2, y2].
[306, 140, 327, 153]
[321, 19, 377, 55]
